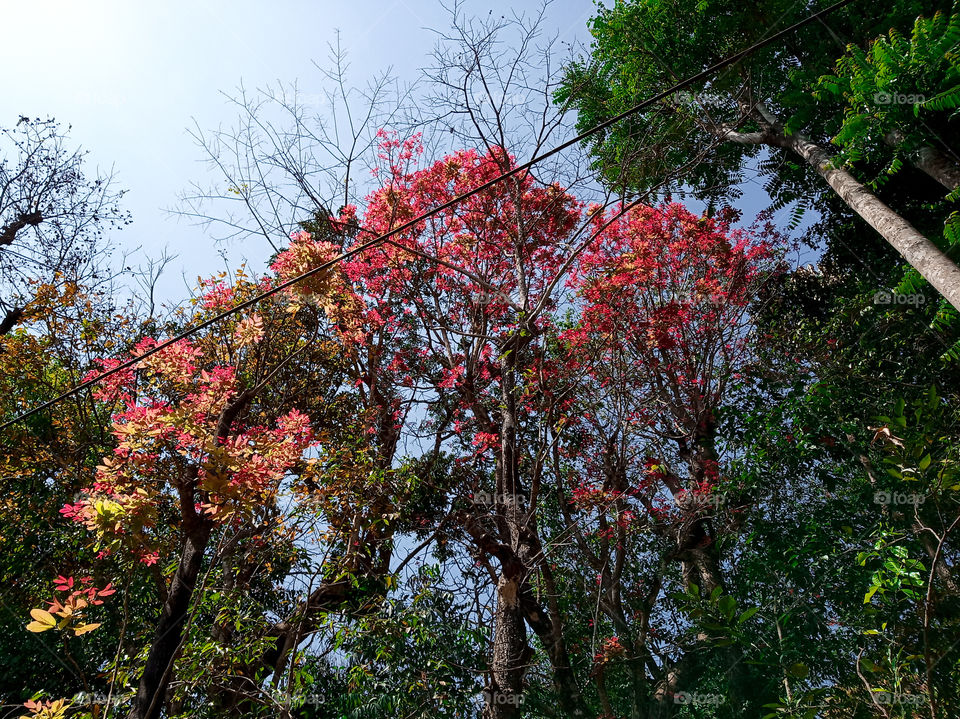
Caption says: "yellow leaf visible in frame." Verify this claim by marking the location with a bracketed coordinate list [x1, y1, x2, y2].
[26, 608, 56, 632]
[73, 622, 101, 636]
[30, 608, 56, 623]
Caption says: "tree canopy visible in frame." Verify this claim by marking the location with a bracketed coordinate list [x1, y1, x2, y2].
[3, 3, 960, 719]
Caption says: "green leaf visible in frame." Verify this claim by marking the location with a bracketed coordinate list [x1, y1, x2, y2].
[718, 594, 737, 619]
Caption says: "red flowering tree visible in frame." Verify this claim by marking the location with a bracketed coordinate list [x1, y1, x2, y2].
[20, 134, 781, 719]
[553, 203, 784, 711]
[79, 336, 315, 718]
[20, 262, 399, 719]
[275, 132, 596, 718]
[267, 138, 783, 718]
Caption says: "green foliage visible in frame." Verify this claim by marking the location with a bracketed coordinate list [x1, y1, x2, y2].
[558, 0, 948, 207]
[301, 567, 485, 719]
[817, 1, 960, 186]
[10, 5, 960, 718]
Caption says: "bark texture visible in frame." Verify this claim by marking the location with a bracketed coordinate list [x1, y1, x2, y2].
[720, 108, 960, 312]
[886, 130, 960, 192]
[126, 524, 212, 719]
[782, 132, 960, 312]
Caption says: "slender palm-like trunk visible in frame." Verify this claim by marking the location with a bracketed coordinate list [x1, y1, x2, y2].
[910, 145, 960, 192]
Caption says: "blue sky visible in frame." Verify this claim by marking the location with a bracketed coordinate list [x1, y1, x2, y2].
[1, 0, 597, 304]
[3, 0, 815, 313]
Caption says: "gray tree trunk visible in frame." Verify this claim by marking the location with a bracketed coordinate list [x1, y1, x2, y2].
[886, 130, 960, 192]
[721, 107, 960, 311]
[911, 145, 960, 192]
[781, 132, 960, 311]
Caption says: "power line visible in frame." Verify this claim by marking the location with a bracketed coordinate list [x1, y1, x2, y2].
[0, 0, 857, 433]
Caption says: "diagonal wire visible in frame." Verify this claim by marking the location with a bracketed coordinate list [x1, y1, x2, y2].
[0, 0, 858, 434]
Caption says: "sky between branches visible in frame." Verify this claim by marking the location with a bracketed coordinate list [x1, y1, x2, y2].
[1, 0, 808, 309]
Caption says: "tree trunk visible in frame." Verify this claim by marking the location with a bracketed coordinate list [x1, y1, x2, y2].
[910, 145, 960, 192]
[779, 131, 960, 311]
[126, 525, 211, 719]
[886, 130, 960, 192]
[519, 563, 592, 717]
[723, 107, 960, 311]
[0, 307, 23, 335]
[486, 570, 530, 719]
[485, 344, 529, 719]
